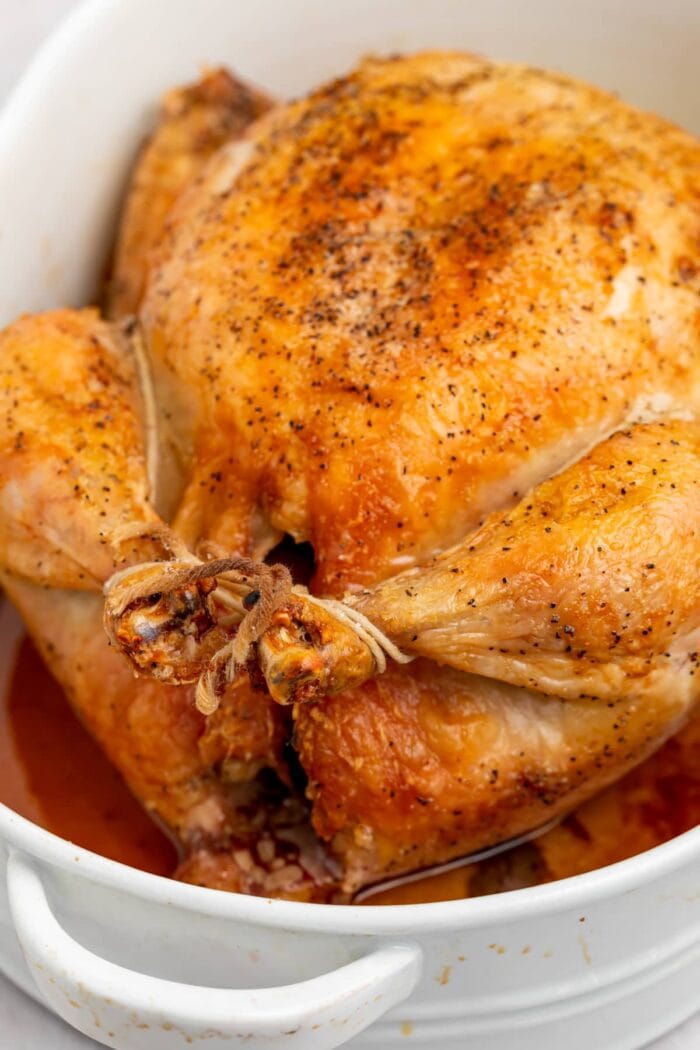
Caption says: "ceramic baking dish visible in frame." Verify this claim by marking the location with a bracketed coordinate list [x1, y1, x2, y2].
[0, 1, 698, 1047]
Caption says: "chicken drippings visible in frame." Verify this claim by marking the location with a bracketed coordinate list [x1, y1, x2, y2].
[2, 633, 697, 904]
[0, 634, 176, 875]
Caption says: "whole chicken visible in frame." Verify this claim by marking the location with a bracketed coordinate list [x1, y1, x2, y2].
[0, 51, 699, 898]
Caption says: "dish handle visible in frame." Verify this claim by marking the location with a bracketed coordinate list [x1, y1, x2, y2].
[7, 851, 423, 1050]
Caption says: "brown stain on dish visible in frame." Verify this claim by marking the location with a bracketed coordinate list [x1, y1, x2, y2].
[1, 633, 699, 902]
[578, 934, 592, 966]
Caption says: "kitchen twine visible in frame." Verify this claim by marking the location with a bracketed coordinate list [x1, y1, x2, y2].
[104, 522, 413, 715]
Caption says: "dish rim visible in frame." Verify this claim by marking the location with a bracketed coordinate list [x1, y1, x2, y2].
[2, 801, 699, 933]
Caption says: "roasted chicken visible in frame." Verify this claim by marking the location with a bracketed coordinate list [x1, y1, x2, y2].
[1, 52, 699, 898]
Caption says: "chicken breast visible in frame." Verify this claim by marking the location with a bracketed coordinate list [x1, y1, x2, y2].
[142, 51, 700, 593]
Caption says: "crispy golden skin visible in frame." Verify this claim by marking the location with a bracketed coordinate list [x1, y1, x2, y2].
[108, 69, 274, 319]
[0, 52, 699, 897]
[293, 420, 700, 888]
[142, 52, 700, 593]
[351, 419, 700, 703]
[296, 660, 692, 891]
[0, 309, 156, 588]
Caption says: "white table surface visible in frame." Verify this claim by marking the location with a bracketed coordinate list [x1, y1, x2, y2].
[0, 2, 698, 1047]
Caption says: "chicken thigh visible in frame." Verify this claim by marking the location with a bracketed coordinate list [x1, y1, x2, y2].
[1, 52, 699, 897]
[0, 309, 333, 898]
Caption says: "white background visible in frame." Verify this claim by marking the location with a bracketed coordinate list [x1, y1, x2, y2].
[0, 2, 697, 1047]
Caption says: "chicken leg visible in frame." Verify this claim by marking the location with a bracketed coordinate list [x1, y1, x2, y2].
[259, 418, 700, 707]
[102, 415, 700, 891]
[292, 419, 700, 888]
[0, 309, 336, 900]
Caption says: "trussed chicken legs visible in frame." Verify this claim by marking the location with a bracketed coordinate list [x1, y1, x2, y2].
[0, 309, 335, 898]
[1, 52, 699, 897]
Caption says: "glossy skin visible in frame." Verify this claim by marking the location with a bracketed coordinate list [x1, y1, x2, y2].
[0, 308, 331, 897]
[4, 574, 332, 898]
[0, 53, 699, 897]
[352, 420, 700, 703]
[296, 658, 692, 891]
[0, 309, 156, 588]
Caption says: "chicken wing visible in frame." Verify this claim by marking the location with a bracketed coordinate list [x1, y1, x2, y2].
[108, 69, 274, 319]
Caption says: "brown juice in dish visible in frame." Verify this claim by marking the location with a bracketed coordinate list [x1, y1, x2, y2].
[1, 635, 698, 902]
[0, 635, 176, 875]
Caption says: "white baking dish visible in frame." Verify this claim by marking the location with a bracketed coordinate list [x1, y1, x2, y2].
[0, 1, 699, 1047]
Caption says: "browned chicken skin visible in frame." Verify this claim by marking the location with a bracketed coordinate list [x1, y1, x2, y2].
[0, 53, 699, 897]
[108, 68, 274, 319]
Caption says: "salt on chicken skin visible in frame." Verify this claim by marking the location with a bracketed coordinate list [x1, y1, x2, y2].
[350, 419, 700, 703]
[0, 309, 315, 897]
[0, 309, 156, 588]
